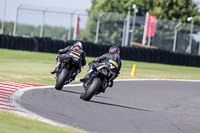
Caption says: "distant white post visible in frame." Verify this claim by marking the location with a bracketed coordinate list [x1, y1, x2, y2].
[130, 4, 138, 44]
[73, 12, 78, 40]
[124, 11, 130, 47]
[13, 4, 22, 36]
[68, 10, 76, 40]
[40, 7, 48, 37]
[121, 11, 130, 47]
[95, 12, 104, 43]
[142, 12, 149, 45]
[121, 19, 127, 46]
[1, 0, 7, 34]
[186, 17, 194, 54]
[198, 42, 200, 55]
[172, 23, 182, 52]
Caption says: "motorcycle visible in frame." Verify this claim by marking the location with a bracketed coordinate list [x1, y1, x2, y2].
[54, 56, 77, 90]
[80, 62, 115, 101]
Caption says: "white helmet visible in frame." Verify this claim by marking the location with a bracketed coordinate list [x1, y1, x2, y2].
[73, 41, 83, 49]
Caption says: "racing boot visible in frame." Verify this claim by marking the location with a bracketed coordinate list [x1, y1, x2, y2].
[71, 69, 81, 81]
[80, 73, 90, 82]
[69, 78, 73, 82]
[51, 62, 61, 74]
[108, 80, 113, 87]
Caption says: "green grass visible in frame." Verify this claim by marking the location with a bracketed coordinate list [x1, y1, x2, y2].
[0, 111, 90, 133]
[0, 48, 200, 86]
[1, 48, 200, 133]
[121, 61, 200, 80]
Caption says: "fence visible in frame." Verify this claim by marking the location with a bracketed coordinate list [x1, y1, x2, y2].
[1, 4, 200, 56]
[0, 35, 200, 68]
[12, 5, 89, 40]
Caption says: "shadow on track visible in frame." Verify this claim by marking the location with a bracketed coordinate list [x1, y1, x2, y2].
[61, 90, 111, 99]
[90, 100, 154, 112]
[62, 90, 81, 95]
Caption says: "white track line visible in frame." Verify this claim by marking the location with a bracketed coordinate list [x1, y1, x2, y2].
[0, 97, 10, 101]
[0, 95, 10, 99]
[0, 91, 13, 95]
[11, 86, 72, 127]
[0, 88, 18, 92]
[0, 106, 17, 110]
[0, 82, 41, 113]
[0, 85, 19, 89]
[0, 101, 13, 106]
[10, 78, 200, 128]
[0, 82, 31, 86]
[115, 78, 200, 82]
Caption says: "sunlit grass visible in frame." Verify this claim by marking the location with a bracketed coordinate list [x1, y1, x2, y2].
[0, 48, 200, 133]
[0, 111, 91, 133]
[0, 48, 200, 86]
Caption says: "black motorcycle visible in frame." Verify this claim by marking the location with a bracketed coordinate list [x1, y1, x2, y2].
[80, 62, 115, 101]
[55, 57, 77, 90]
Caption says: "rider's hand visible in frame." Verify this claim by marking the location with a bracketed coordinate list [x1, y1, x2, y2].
[94, 58, 99, 62]
[88, 61, 93, 65]
[58, 49, 64, 54]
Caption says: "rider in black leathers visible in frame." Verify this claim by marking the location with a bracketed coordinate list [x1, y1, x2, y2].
[80, 46, 121, 88]
[51, 41, 86, 81]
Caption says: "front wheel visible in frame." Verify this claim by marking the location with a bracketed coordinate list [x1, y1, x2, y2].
[81, 78, 102, 101]
[55, 68, 68, 90]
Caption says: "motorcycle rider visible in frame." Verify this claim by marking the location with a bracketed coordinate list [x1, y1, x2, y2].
[51, 41, 86, 81]
[80, 46, 121, 88]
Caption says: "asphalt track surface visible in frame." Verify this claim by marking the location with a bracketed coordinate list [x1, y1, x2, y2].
[13, 80, 200, 133]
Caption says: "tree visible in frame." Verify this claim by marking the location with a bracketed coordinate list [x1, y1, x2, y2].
[81, 10, 126, 45]
[81, 0, 199, 48]
[147, 0, 199, 24]
[90, 0, 199, 24]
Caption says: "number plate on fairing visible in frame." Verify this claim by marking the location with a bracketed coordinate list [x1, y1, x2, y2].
[101, 69, 108, 75]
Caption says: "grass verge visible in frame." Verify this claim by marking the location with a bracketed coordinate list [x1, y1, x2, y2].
[0, 111, 90, 133]
[0, 48, 200, 86]
[0, 48, 200, 133]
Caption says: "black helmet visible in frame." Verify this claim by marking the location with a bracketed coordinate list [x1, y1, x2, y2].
[109, 46, 120, 55]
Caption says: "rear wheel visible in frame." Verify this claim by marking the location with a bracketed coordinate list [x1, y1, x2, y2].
[55, 69, 68, 90]
[81, 78, 102, 101]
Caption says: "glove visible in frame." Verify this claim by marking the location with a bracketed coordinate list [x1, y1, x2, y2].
[94, 58, 99, 62]
[58, 49, 64, 54]
[88, 61, 92, 65]
[88, 60, 95, 65]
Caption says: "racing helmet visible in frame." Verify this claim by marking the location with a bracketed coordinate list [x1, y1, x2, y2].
[109, 46, 120, 55]
[73, 41, 83, 49]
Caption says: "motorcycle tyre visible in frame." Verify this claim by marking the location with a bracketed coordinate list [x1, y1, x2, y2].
[55, 68, 68, 90]
[81, 78, 102, 101]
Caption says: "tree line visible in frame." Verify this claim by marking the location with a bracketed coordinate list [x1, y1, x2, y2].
[1, 0, 200, 54]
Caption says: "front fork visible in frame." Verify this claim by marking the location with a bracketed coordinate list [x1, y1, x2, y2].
[83, 71, 97, 90]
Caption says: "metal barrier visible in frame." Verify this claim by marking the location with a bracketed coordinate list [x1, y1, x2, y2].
[0, 35, 200, 67]
[1, 5, 200, 55]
